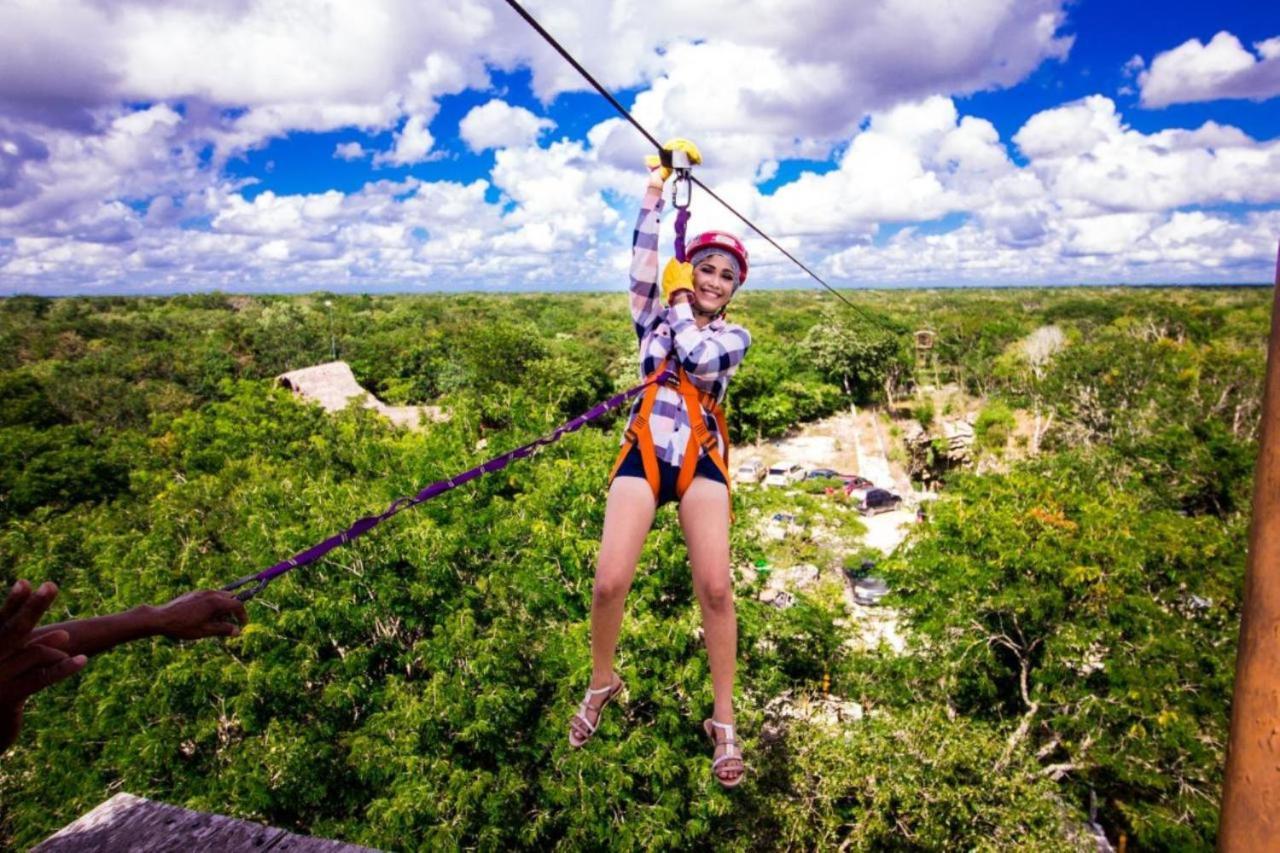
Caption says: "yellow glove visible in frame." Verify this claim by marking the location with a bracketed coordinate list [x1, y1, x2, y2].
[661, 258, 694, 305]
[644, 137, 703, 181]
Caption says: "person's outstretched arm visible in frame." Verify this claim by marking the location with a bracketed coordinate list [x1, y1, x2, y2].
[629, 169, 667, 344]
[29, 589, 248, 658]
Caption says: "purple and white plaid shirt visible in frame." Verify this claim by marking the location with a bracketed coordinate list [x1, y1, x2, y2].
[625, 187, 752, 468]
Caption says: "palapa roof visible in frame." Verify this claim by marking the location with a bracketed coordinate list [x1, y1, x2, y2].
[276, 361, 445, 430]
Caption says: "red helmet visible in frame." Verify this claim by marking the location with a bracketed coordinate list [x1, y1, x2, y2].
[685, 230, 749, 286]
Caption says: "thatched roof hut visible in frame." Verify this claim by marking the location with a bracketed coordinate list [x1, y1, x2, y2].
[276, 361, 445, 430]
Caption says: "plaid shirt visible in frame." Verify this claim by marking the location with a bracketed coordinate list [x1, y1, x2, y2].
[625, 187, 752, 468]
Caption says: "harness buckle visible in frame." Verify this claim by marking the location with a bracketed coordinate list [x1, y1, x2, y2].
[625, 414, 647, 445]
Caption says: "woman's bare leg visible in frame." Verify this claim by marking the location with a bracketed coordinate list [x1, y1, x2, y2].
[589, 477, 657, 688]
[678, 476, 736, 725]
[571, 477, 657, 744]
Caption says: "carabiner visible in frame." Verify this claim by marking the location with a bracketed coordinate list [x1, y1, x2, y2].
[672, 169, 692, 209]
[222, 573, 270, 602]
[661, 147, 694, 210]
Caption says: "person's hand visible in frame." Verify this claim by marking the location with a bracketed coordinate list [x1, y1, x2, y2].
[645, 137, 703, 185]
[151, 590, 248, 640]
[0, 581, 88, 751]
[662, 258, 695, 305]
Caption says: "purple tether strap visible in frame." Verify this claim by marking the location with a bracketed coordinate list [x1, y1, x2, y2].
[674, 208, 691, 263]
[222, 369, 672, 602]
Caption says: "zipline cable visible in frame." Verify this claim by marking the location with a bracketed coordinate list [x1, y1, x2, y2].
[501, 0, 891, 328]
[690, 176, 852, 307]
[502, 0, 664, 152]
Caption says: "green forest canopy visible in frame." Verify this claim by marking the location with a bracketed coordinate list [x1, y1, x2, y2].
[0, 286, 1268, 850]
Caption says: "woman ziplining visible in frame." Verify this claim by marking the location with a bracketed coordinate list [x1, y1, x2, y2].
[567, 139, 751, 789]
[217, 138, 755, 788]
[216, 0, 889, 787]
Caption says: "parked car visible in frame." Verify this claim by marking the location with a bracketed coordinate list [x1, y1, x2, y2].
[853, 576, 890, 606]
[764, 512, 801, 540]
[735, 459, 767, 484]
[805, 467, 842, 481]
[843, 559, 877, 583]
[858, 488, 903, 516]
[763, 462, 806, 487]
[842, 475, 875, 493]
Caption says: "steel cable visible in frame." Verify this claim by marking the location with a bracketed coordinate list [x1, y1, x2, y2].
[501, 0, 895, 329]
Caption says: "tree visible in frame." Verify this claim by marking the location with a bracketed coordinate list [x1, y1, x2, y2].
[800, 310, 910, 404]
[892, 450, 1245, 847]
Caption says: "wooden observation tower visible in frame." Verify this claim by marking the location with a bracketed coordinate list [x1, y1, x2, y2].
[913, 328, 938, 393]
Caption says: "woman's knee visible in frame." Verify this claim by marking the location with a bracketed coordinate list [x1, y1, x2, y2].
[695, 575, 734, 612]
[593, 568, 632, 606]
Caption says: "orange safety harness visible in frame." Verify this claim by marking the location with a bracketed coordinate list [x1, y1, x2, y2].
[608, 362, 732, 505]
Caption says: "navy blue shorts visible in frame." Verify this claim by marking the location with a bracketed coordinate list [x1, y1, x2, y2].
[613, 445, 727, 507]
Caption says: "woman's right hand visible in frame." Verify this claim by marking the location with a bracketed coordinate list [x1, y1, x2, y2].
[645, 138, 702, 187]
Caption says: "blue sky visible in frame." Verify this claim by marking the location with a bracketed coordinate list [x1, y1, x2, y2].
[1, 0, 1278, 294]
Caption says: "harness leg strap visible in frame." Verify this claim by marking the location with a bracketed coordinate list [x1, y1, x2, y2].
[673, 368, 733, 508]
[608, 366, 667, 501]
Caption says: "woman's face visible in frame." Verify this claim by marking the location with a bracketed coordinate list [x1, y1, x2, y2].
[691, 254, 737, 315]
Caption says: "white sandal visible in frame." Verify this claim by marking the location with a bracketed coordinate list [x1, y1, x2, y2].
[568, 675, 624, 748]
[703, 719, 745, 788]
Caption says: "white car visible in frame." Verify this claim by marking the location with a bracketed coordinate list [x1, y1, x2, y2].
[853, 577, 890, 606]
[734, 459, 767, 484]
[763, 462, 805, 488]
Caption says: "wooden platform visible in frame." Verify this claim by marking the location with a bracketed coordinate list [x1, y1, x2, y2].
[34, 793, 379, 852]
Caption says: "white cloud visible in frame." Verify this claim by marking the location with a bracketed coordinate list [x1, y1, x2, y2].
[2, 1, 1280, 294]
[334, 141, 367, 160]
[487, 0, 1072, 106]
[488, 138, 622, 256]
[1014, 96, 1280, 214]
[373, 114, 436, 166]
[458, 100, 554, 152]
[823, 209, 1280, 287]
[690, 97, 1026, 251]
[0, 104, 213, 238]
[1139, 31, 1280, 107]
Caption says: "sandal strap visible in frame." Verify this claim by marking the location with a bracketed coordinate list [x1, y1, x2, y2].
[708, 719, 737, 745]
[707, 719, 743, 775]
[573, 678, 621, 735]
[572, 710, 598, 736]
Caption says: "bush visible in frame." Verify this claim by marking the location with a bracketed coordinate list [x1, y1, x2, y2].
[975, 401, 1016, 453]
[912, 397, 935, 429]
